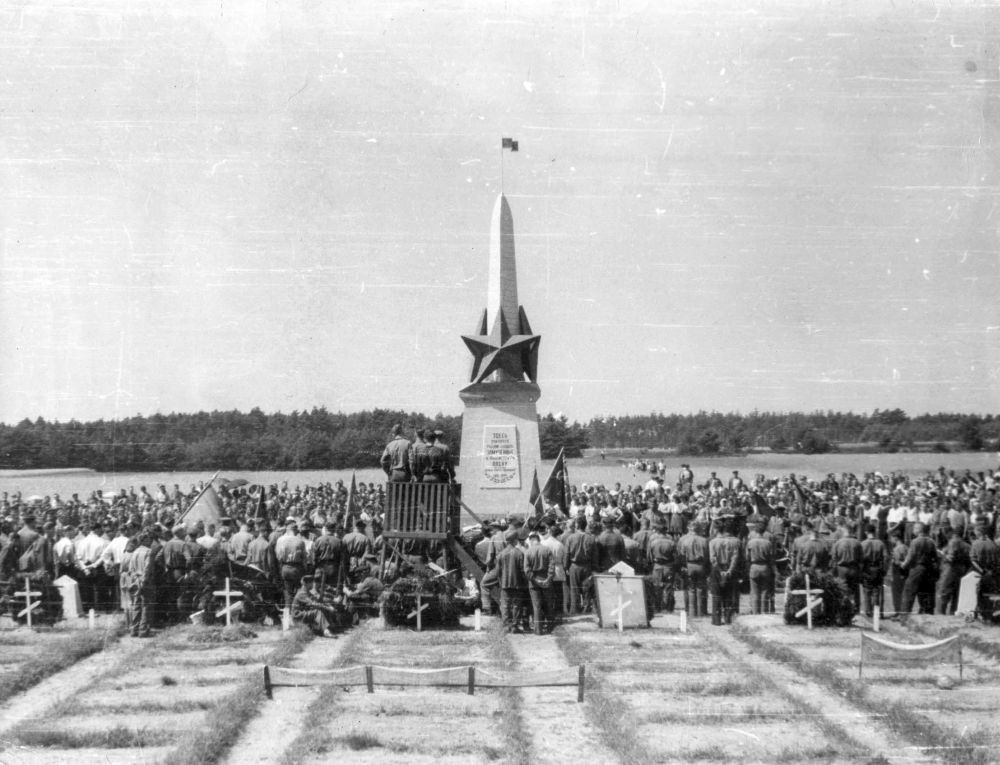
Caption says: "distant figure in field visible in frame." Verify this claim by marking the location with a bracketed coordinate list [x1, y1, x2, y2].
[380, 424, 411, 482]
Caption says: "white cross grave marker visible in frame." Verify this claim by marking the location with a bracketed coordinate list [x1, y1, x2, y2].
[213, 577, 244, 627]
[407, 592, 430, 631]
[15, 578, 42, 629]
[609, 573, 632, 633]
[790, 574, 824, 630]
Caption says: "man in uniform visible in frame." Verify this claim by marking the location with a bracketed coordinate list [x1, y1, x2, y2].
[343, 520, 373, 574]
[888, 527, 909, 615]
[160, 524, 190, 623]
[935, 527, 970, 615]
[380, 424, 411, 482]
[648, 521, 677, 613]
[971, 524, 1000, 622]
[275, 520, 307, 612]
[522, 532, 554, 634]
[859, 523, 888, 617]
[291, 574, 338, 637]
[124, 531, 156, 637]
[311, 522, 346, 590]
[830, 526, 863, 613]
[678, 520, 709, 617]
[746, 522, 775, 614]
[496, 529, 527, 633]
[424, 430, 456, 483]
[595, 516, 625, 572]
[409, 427, 431, 481]
[562, 516, 597, 614]
[900, 522, 938, 616]
[709, 516, 742, 625]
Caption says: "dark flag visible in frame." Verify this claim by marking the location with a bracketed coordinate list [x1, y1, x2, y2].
[540, 448, 570, 517]
[346, 471, 359, 518]
[501, 137, 519, 152]
[749, 490, 773, 519]
[252, 485, 267, 520]
[527, 468, 542, 519]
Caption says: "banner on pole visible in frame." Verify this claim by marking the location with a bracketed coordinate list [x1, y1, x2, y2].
[860, 633, 961, 664]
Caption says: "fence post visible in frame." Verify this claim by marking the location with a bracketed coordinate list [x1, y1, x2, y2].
[263, 666, 273, 700]
[577, 665, 585, 703]
[858, 633, 864, 681]
[468, 666, 475, 696]
[366, 665, 374, 693]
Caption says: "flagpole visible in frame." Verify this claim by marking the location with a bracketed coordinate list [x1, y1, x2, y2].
[499, 138, 504, 194]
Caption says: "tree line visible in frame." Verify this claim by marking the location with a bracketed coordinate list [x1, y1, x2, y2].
[0, 407, 995, 471]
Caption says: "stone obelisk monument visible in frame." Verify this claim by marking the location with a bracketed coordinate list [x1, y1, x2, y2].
[458, 150, 542, 518]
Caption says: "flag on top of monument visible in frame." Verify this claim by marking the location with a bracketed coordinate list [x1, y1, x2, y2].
[540, 448, 570, 517]
[501, 137, 518, 151]
[179, 473, 224, 530]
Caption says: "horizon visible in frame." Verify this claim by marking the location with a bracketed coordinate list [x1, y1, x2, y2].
[2, 0, 998, 424]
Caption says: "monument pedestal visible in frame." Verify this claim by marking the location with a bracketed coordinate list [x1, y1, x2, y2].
[457, 380, 541, 519]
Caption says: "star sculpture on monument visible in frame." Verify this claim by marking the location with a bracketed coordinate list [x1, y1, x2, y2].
[462, 307, 540, 384]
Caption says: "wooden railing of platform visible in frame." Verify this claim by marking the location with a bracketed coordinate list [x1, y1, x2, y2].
[383, 482, 461, 541]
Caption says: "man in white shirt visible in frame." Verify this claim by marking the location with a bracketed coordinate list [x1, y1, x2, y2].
[53, 526, 78, 579]
[541, 524, 568, 617]
[100, 524, 132, 611]
[75, 522, 109, 612]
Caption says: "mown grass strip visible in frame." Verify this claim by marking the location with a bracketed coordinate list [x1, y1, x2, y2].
[0, 627, 122, 706]
[555, 630, 660, 765]
[16, 725, 174, 749]
[168, 625, 312, 765]
[279, 625, 372, 765]
[732, 625, 997, 765]
[485, 622, 533, 765]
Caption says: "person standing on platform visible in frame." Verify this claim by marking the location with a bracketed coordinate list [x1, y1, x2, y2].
[380, 424, 412, 482]
[409, 427, 431, 481]
[424, 430, 456, 483]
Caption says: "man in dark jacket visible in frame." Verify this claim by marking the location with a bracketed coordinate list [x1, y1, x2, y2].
[496, 529, 527, 632]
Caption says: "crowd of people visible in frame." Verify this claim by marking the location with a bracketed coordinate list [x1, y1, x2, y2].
[2, 452, 1000, 637]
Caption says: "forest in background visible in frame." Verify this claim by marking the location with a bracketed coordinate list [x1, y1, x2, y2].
[0, 407, 995, 471]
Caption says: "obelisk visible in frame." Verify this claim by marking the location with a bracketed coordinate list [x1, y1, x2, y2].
[457, 185, 542, 518]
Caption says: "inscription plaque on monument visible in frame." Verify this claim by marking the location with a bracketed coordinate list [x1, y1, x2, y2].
[482, 425, 520, 488]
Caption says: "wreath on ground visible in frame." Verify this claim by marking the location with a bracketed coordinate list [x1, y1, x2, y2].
[381, 571, 459, 628]
[783, 571, 856, 628]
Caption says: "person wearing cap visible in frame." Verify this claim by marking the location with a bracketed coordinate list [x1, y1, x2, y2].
[160, 524, 192, 622]
[124, 531, 156, 637]
[746, 522, 775, 615]
[935, 527, 971, 615]
[311, 522, 346, 590]
[523, 532, 555, 634]
[971, 524, 1000, 622]
[419, 429, 454, 484]
[830, 526, 863, 614]
[562, 516, 598, 614]
[899, 523, 938, 616]
[596, 515, 625, 573]
[496, 528, 528, 633]
[291, 575, 337, 637]
[343, 520, 372, 574]
[859, 523, 888, 618]
[408, 427, 431, 482]
[708, 516, 742, 625]
[648, 521, 678, 613]
[380, 424, 412, 483]
[275, 521, 307, 611]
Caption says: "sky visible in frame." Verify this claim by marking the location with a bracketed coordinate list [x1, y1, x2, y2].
[1, 0, 998, 425]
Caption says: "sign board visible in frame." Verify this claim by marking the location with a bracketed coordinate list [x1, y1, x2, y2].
[482, 425, 520, 489]
[593, 573, 649, 630]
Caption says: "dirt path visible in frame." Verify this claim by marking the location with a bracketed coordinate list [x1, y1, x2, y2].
[705, 619, 934, 765]
[504, 626, 618, 765]
[219, 633, 352, 765]
[0, 628, 134, 740]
